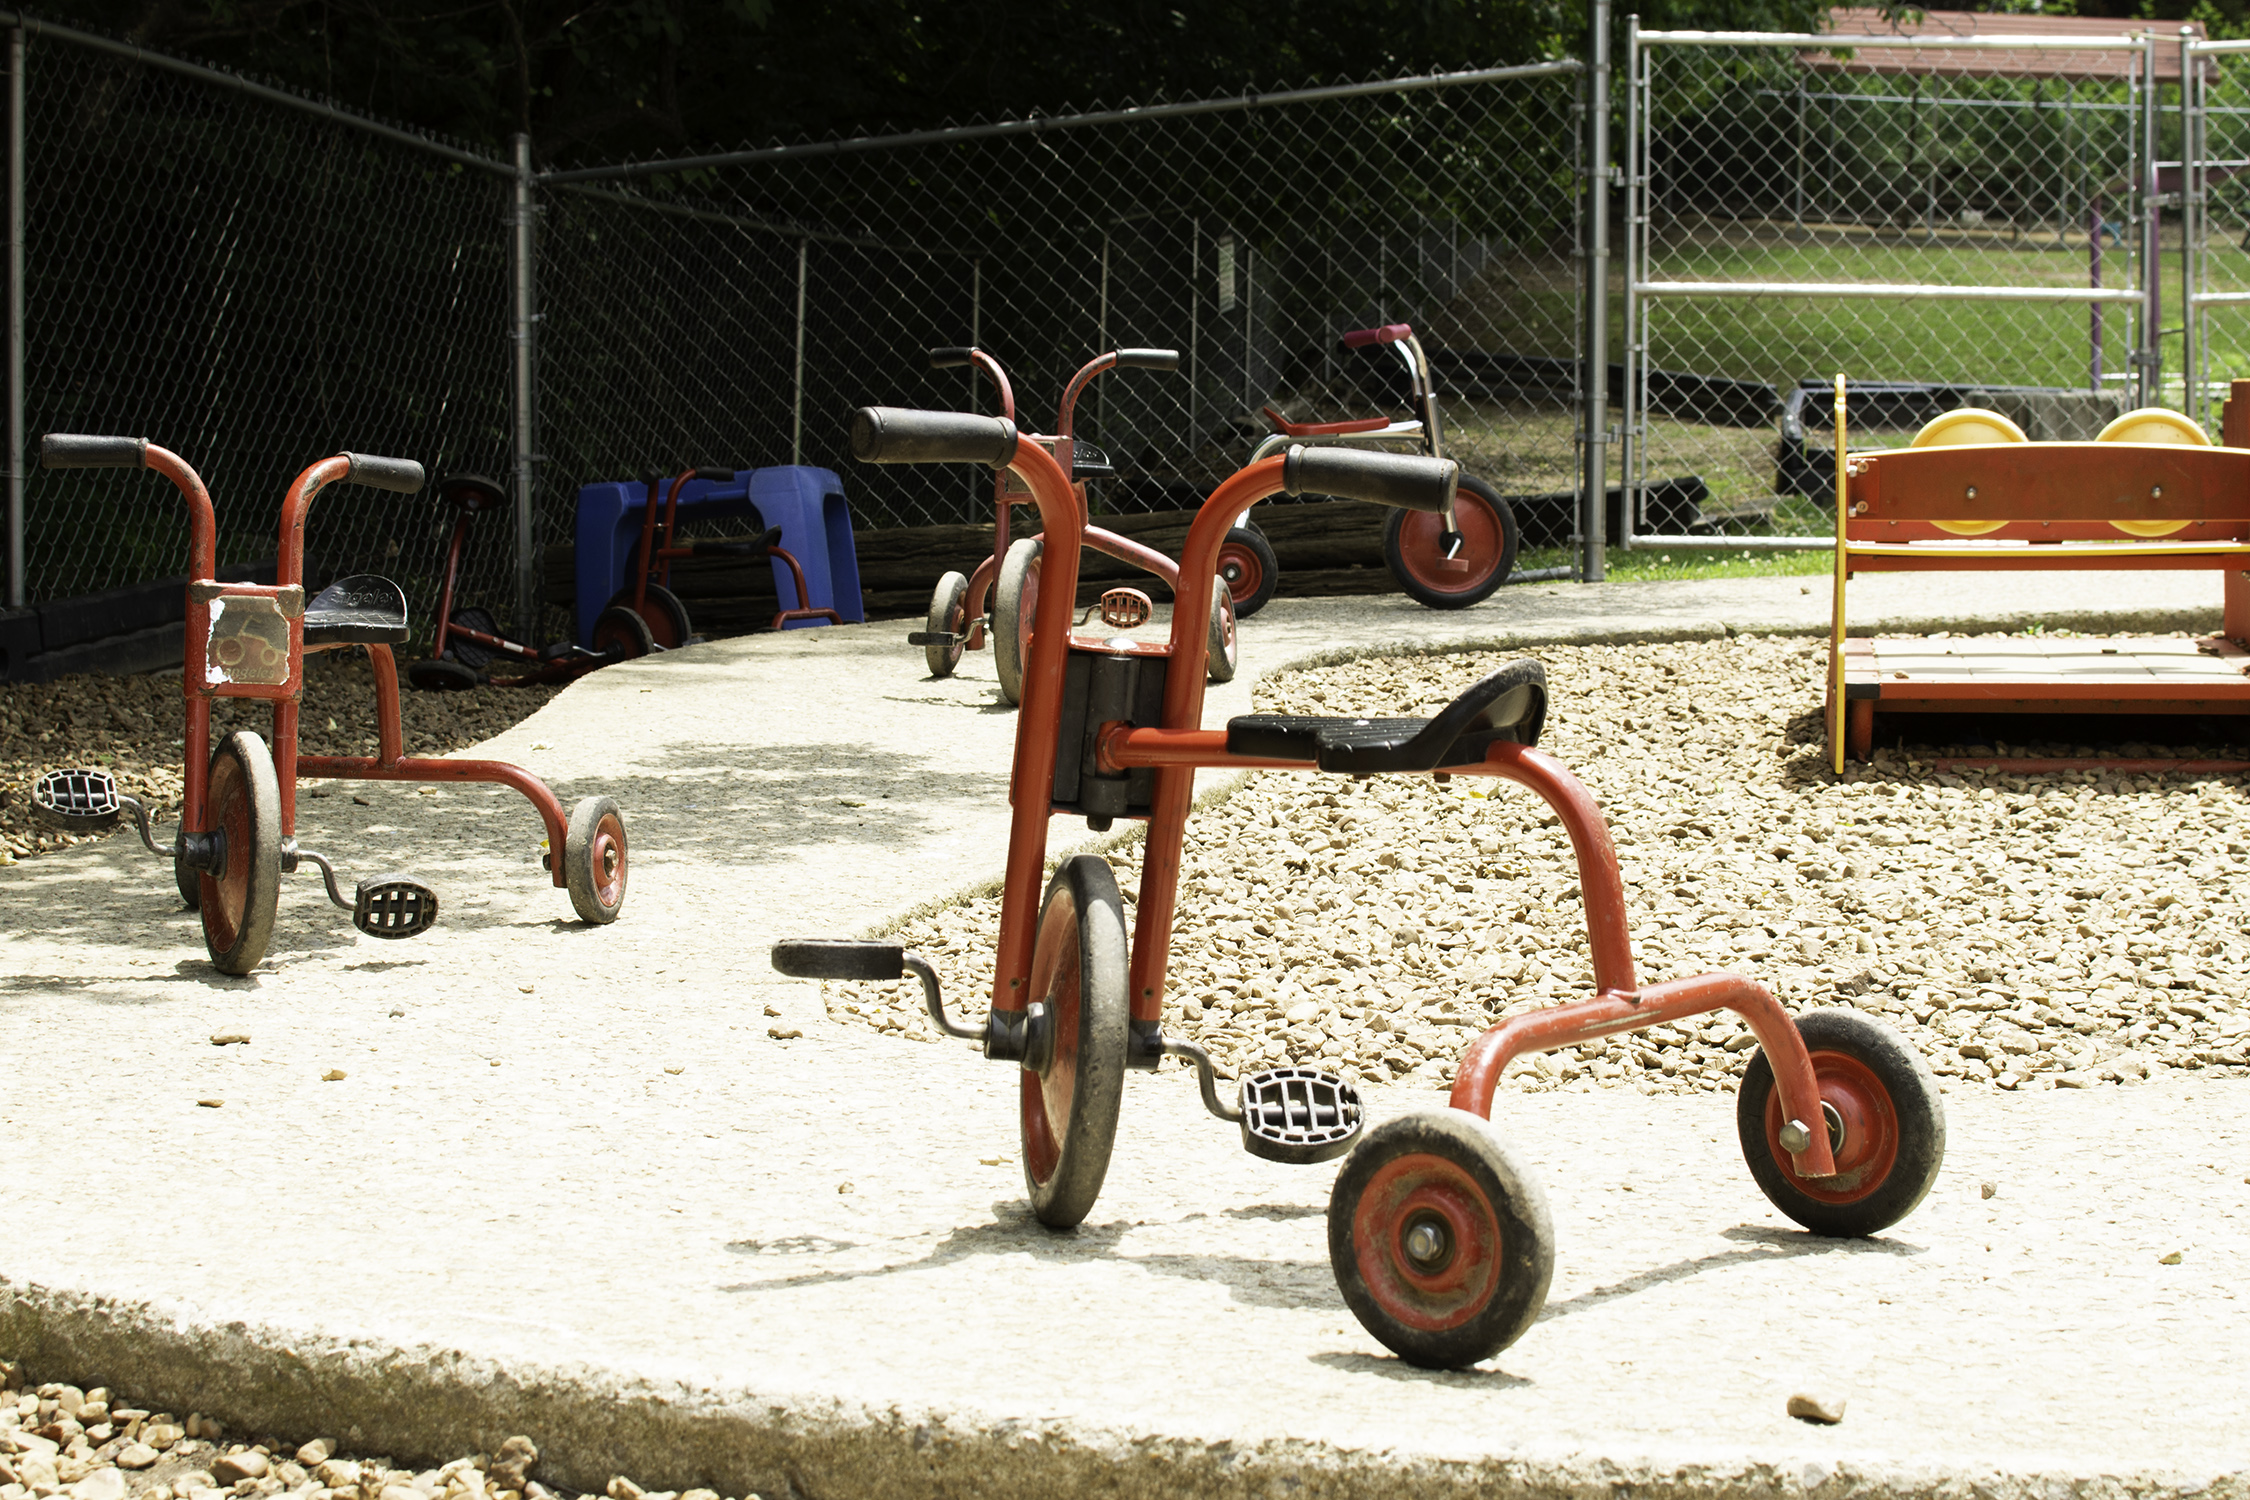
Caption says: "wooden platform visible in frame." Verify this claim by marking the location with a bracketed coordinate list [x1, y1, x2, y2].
[1839, 635, 2250, 758]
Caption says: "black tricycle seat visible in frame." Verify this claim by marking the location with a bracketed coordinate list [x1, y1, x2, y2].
[437, 473, 508, 515]
[304, 574, 410, 646]
[1226, 658, 1546, 773]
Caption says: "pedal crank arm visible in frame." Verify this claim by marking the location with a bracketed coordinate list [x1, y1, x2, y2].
[283, 842, 354, 911]
[1159, 1033, 1243, 1123]
[769, 939, 983, 1043]
[906, 630, 965, 648]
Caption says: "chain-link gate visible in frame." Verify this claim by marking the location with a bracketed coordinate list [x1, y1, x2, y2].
[2187, 38, 2250, 430]
[5, 18, 517, 630]
[1624, 25, 2168, 548]
[532, 62, 1591, 585]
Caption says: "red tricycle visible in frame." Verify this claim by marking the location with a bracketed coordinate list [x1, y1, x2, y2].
[1256, 321, 1520, 610]
[780, 405, 1945, 1369]
[31, 435, 631, 974]
[409, 465, 838, 691]
[908, 345, 1249, 704]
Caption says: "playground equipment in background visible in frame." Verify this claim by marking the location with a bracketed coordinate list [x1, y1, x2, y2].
[781, 405, 1947, 1369]
[574, 466, 862, 649]
[1826, 377, 2250, 769]
[409, 473, 652, 690]
[1255, 322, 1518, 609]
[909, 345, 1243, 705]
[30, 436, 632, 975]
[609, 466, 847, 647]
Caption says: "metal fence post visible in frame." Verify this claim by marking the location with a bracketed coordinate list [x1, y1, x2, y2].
[792, 238, 808, 466]
[512, 132, 538, 634]
[1583, 0, 1610, 584]
[6, 27, 22, 610]
[2142, 35, 2160, 408]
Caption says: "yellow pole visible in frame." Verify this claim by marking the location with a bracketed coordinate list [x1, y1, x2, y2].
[1831, 373, 1848, 776]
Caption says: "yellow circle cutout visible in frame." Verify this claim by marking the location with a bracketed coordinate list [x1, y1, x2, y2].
[2095, 409, 2203, 535]
[1911, 408, 2029, 448]
[2095, 408, 2209, 446]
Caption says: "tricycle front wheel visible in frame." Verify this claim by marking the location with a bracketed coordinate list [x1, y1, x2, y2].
[1021, 854, 1129, 1229]
[199, 730, 282, 974]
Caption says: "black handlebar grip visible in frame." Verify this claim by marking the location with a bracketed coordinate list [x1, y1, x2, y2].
[1283, 445, 1459, 513]
[1113, 348, 1180, 372]
[693, 466, 735, 482]
[929, 346, 976, 369]
[41, 434, 148, 470]
[849, 407, 1019, 468]
[344, 454, 426, 494]
[772, 939, 904, 981]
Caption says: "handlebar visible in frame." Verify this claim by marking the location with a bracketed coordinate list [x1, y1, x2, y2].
[1112, 348, 1180, 372]
[850, 407, 1020, 467]
[929, 347, 976, 369]
[1341, 323, 1413, 349]
[693, 466, 735, 482]
[41, 434, 148, 469]
[1283, 445, 1458, 513]
[344, 454, 425, 493]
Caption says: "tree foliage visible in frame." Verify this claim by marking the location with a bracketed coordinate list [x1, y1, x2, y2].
[56, 0, 1842, 166]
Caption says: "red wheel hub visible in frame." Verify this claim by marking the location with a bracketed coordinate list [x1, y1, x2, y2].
[1351, 1151, 1504, 1332]
[1218, 542, 1265, 599]
[1395, 496, 1501, 589]
[588, 814, 627, 909]
[1764, 1049, 1899, 1202]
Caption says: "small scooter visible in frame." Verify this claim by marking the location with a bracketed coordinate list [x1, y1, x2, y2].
[32, 436, 631, 974]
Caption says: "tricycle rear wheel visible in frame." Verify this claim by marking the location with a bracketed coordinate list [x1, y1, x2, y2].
[564, 795, 630, 924]
[1736, 1007, 1945, 1237]
[925, 570, 969, 678]
[1329, 1109, 1554, 1369]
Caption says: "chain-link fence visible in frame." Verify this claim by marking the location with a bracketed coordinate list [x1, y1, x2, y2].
[25, 10, 2250, 661]
[12, 20, 516, 623]
[2188, 39, 2250, 430]
[534, 62, 1590, 576]
[1625, 26, 2171, 545]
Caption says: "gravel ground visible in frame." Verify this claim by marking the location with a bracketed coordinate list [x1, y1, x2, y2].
[0, 655, 558, 865]
[0, 1369, 757, 1500]
[828, 632, 2250, 1094]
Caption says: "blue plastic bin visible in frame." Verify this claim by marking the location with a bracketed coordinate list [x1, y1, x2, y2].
[574, 467, 863, 645]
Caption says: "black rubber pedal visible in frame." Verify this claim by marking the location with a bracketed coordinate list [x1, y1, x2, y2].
[354, 877, 438, 938]
[30, 768, 124, 831]
[1239, 1066, 1364, 1164]
[772, 939, 904, 981]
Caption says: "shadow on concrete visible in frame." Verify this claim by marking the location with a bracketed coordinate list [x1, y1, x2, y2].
[1304, 1350, 1533, 1388]
[722, 1207, 1345, 1311]
[1537, 1221, 1925, 1324]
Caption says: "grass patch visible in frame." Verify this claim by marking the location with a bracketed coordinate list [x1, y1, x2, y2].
[1515, 543, 1829, 583]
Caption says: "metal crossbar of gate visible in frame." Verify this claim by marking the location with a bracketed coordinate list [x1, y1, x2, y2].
[1624, 26, 2168, 548]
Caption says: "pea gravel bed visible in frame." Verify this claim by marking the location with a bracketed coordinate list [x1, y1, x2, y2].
[828, 632, 2250, 1094]
[0, 655, 559, 865]
[0, 1369, 758, 1500]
